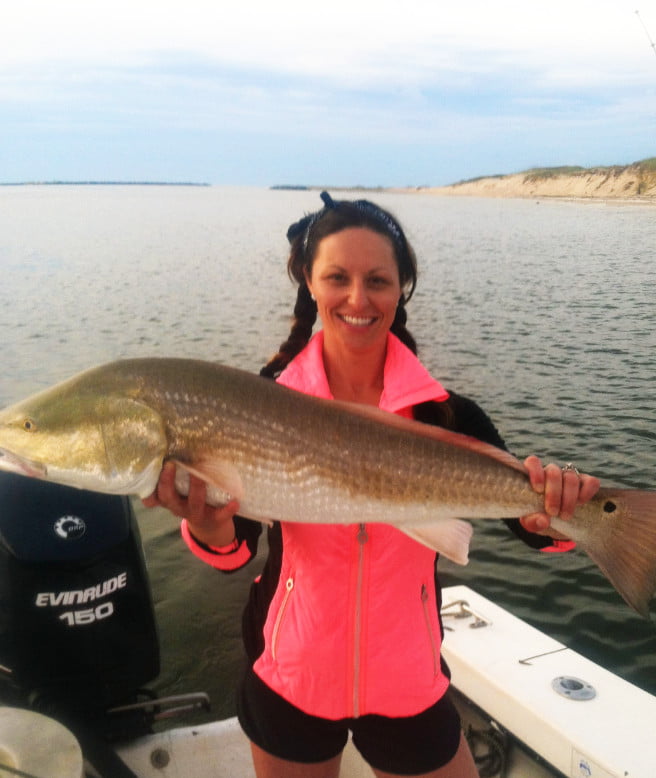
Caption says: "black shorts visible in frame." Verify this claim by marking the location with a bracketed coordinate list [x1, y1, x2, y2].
[236, 668, 462, 775]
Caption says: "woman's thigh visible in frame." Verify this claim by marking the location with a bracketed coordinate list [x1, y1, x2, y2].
[250, 741, 343, 778]
[372, 732, 478, 778]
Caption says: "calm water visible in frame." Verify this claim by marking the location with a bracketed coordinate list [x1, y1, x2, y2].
[0, 185, 654, 721]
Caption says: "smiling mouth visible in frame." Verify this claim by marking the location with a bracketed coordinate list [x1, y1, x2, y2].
[339, 314, 377, 327]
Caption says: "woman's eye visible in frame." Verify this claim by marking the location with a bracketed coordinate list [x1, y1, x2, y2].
[369, 276, 389, 287]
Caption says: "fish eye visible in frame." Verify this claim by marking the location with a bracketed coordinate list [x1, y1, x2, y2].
[22, 418, 37, 432]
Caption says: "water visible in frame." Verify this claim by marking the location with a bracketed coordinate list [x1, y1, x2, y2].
[0, 186, 654, 722]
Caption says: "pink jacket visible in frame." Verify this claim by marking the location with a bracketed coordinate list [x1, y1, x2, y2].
[251, 332, 452, 719]
[181, 333, 573, 718]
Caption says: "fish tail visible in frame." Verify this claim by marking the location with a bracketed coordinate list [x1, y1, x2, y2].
[579, 489, 656, 618]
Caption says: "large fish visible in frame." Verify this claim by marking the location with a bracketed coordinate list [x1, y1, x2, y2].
[0, 358, 654, 616]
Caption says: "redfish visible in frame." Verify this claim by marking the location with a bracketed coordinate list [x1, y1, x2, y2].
[0, 358, 654, 616]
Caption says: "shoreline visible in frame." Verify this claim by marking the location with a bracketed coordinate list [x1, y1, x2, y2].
[403, 160, 656, 202]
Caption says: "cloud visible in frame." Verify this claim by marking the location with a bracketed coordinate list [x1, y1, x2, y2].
[1, 0, 654, 184]
[4, 1, 655, 85]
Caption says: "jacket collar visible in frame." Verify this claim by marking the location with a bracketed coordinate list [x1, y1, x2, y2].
[277, 330, 448, 413]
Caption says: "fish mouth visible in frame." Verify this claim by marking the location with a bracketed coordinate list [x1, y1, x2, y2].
[0, 448, 47, 479]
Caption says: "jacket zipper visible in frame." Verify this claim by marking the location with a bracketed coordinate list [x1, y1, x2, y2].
[353, 523, 369, 717]
[271, 576, 294, 661]
[421, 584, 439, 677]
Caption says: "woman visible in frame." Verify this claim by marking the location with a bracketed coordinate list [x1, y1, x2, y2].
[145, 192, 599, 777]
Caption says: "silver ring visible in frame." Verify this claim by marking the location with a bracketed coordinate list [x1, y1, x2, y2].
[562, 462, 580, 476]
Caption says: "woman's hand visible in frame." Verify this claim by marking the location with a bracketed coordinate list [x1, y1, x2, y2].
[520, 455, 600, 538]
[142, 461, 240, 548]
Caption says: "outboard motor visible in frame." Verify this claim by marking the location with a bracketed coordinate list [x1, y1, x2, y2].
[0, 472, 160, 774]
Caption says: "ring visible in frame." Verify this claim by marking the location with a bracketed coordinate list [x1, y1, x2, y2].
[562, 462, 580, 476]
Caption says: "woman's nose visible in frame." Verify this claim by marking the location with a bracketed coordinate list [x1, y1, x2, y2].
[348, 280, 367, 307]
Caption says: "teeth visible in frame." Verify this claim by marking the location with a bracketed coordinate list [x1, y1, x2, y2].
[341, 315, 375, 326]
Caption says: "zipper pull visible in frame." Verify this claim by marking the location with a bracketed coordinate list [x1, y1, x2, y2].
[357, 524, 368, 544]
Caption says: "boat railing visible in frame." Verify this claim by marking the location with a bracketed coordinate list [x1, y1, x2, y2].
[108, 692, 211, 722]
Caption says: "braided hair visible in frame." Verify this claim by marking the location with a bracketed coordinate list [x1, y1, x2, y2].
[261, 192, 419, 378]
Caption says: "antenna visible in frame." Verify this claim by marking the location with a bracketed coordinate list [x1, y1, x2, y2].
[635, 9, 656, 58]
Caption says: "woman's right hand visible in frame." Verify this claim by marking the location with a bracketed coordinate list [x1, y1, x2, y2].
[142, 461, 240, 548]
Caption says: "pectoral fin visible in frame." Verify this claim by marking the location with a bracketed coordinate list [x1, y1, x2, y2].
[172, 458, 244, 507]
[401, 520, 473, 565]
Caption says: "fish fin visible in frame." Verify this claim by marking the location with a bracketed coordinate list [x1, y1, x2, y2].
[334, 399, 527, 475]
[171, 459, 244, 505]
[132, 456, 167, 498]
[400, 520, 473, 565]
[171, 464, 272, 527]
[553, 488, 656, 618]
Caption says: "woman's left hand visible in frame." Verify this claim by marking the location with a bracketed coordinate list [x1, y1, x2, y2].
[520, 455, 600, 538]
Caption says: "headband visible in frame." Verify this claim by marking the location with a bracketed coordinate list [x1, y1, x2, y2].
[286, 191, 405, 253]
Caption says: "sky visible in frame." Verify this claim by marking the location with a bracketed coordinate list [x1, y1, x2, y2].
[1, 1, 655, 186]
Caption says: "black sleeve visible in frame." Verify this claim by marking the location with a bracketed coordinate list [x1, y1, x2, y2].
[416, 392, 554, 550]
[233, 515, 264, 561]
[444, 392, 507, 448]
[242, 522, 283, 662]
[413, 391, 505, 447]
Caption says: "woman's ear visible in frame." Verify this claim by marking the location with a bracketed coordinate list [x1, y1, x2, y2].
[303, 268, 314, 300]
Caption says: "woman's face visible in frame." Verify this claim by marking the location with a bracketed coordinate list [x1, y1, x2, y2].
[306, 227, 402, 355]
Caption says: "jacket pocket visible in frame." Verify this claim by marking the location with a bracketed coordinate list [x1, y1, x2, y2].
[271, 576, 294, 661]
[421, 584, 439, 677]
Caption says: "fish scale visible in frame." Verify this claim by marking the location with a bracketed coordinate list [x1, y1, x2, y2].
[0, 357, 655, 616]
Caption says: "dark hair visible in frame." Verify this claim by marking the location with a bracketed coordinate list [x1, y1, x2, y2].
[261, 192, 419, 378]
